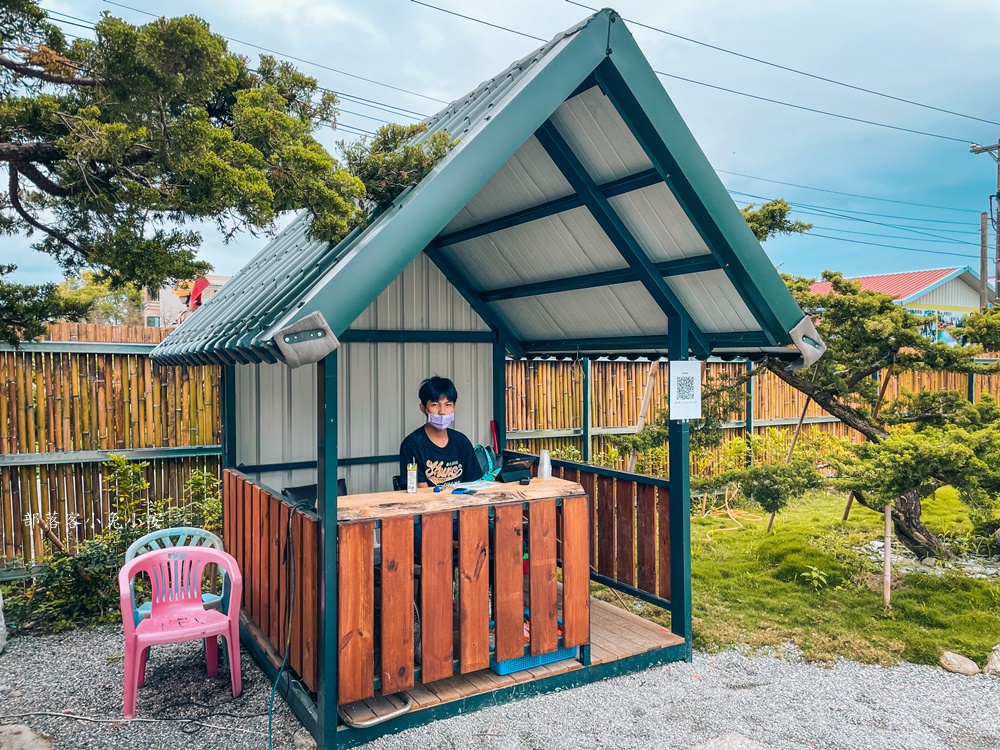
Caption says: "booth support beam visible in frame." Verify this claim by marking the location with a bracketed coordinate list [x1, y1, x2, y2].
[667, 321, 693, 654]
[222, 364, 237, 470]
[434, 168, 663, 247]
[493, 333, 508, 452]
[480, 255, 720, 302]
[535, 121, 710, 358]
[317, 352, 339, 749]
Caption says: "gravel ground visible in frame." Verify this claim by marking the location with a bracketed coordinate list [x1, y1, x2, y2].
[2, 626, 999, 750]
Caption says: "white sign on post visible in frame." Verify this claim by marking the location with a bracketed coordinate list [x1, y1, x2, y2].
[669, 360, 702, 421]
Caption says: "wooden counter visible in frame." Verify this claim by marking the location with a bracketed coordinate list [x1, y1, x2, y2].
[336, 477, 586, 521]
[334, 474, 592, 705]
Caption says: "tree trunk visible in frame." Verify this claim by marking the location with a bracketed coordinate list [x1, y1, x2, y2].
[891, 488, 954, 560]
[764, 362, 889, 443]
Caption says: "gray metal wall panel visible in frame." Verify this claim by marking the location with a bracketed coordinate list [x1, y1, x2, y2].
[235, 363, 259, 467]
[443, 207, 626, 290]
[234, 362, 317, 479]
[338, 341, 493, 495]
[910, 279, 980, 310]
[492, 282, 670, 340]
[549, 86, 653, 184]
[441, 135, 574, 234]
[349, 252, 489, 331]
[609, 183, 711, 262]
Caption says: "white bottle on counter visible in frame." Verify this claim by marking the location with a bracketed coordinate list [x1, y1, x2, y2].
[406, 458, 418, 493]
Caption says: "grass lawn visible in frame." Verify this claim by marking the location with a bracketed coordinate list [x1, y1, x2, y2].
[602, 490, 1000, 667]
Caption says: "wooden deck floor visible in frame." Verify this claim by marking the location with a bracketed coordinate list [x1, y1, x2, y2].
[340, 597, 683, 724]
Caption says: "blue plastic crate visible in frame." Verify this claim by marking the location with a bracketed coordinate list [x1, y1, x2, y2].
[489, 644, 578, 675]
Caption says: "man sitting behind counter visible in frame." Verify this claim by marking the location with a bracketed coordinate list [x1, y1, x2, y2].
[399, 376, 480, 489]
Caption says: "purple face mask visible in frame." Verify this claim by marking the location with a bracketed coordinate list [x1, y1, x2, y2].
[427, 412, 455, 430]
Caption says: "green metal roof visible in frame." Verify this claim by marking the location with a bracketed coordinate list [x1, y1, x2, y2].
[153, 8, 824, 368]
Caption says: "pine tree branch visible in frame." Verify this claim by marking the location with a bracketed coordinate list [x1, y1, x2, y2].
[14, 160, 75, 197]
[0, 54, 98, 87]
[7, 163, 89, 259]
[845, 359, 892, 390]
[0, 142, 156, 164]
[764, 359, 889, 443]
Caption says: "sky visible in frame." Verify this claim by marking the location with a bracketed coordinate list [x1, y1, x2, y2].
[10, 0, 1000, 287]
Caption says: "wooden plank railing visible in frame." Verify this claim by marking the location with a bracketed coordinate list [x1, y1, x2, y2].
[336, 491, 591, 706]
[223, 469, 319, 692]
[512, 453, 672, 605]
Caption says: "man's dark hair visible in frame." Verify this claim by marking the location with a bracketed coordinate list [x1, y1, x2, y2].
[419, 376, 458, 405]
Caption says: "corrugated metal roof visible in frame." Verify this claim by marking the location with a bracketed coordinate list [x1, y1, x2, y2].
[153, 8, 823, 368]
[810, 268, 958, 299]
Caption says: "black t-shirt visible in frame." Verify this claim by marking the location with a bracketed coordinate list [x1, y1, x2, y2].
[399, 427, 480, 487]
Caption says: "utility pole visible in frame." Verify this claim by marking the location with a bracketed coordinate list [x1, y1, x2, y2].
[970, 139, 1000, 301]
[982, 212, 990, 309]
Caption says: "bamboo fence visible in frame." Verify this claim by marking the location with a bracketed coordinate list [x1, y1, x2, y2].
[1, 323, 220, 567]
[4, 323, 999, 567]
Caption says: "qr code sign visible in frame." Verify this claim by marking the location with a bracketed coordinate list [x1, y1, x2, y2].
[675, 375, 696, 401]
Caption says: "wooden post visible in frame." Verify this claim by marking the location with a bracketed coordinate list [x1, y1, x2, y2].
[883, 504, 892, 606]
[626, 360, 659, 473]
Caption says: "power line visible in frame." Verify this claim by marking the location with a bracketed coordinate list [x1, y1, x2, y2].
[410, 1, 546, 42]
[101, 0, 449, 104]
[795, 232, 982, 261]
[43, 8, 96, 26]
[727, 190, 979, 226]
[566, 0, 1000, 129]
[336, 123, 375, 137]
[717, 169, 980, 214]
[809, 225, 982, 247]
[42, 14, 95, 32]
[52, 1, 992, 230]
[729, 189, 975, 245]
[790, 208, 982, 236]
[42, 3, 426, 123]
[333, 92, 426, 120]
[338, 109, 391, 125]
[410, 1, 978, 144]
[658, 72, 975, 144]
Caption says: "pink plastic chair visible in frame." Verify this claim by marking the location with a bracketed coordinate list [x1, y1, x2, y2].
[118, 546, 243, 719]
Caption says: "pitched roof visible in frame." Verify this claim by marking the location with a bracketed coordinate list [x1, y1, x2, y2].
[152, 9, 824, 368]
[809, 267, 983, 302]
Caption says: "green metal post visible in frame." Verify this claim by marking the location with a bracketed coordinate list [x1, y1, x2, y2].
[968, 371, 975, 403]
[667, 322, 692, 654]
[744, 360, 754, 466]
[493, 332, 507, 451]
[222, 364, 237, 469]
[582, 357, 592, 462]
[317, 352, 339, 749]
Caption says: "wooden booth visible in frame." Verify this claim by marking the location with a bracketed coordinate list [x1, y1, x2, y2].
[152, 9, 825, 748]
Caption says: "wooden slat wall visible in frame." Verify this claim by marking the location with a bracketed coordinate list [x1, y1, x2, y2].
[337, 493, 591, 706]
[223, 470, 320, 693]
[1, 324, 221, 566]
[577, 468, 671, 601]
